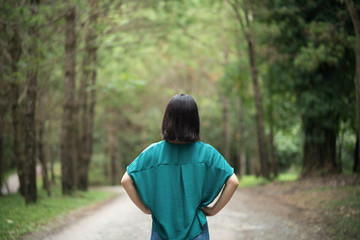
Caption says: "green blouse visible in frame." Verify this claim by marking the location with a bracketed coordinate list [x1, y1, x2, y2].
[127, 140, 234, 240]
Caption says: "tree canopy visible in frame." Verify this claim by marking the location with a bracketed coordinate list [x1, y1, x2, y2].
[0, 0, 359, 202]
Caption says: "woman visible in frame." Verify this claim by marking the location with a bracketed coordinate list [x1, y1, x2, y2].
[121, 94, 239, 240]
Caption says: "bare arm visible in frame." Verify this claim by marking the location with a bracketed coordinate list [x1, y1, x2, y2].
[121, 171, 151, 215]
[202, 173, 239, 216]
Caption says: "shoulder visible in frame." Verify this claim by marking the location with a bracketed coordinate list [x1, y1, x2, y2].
[196, 141, 223, 156]
[127, 140, 165, 173]
[197, 141, 232, 171]
[142, 140, 165, 154]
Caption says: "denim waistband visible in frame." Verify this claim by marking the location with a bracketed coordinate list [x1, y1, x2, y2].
[150, 221, 209, 240]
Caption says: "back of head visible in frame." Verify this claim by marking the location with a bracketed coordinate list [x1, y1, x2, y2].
[162, 94, 200, 142]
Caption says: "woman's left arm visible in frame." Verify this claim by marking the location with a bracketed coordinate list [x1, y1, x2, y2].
[121, 172, 151, 215]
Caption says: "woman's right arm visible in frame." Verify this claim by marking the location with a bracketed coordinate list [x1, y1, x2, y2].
[121, 172, 151, 215]
[202, 173, 239, 216]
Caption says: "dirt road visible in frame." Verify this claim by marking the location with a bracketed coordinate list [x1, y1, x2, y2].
[24, 187, 327, 240]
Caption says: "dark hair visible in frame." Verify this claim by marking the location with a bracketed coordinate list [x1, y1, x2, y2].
[162, 94, 200, 142]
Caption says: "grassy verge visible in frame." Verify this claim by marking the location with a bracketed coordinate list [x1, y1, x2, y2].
[238, 172, 299, 188]
[247, 174, 360, 240]
[0, 182, 116, 240]
[325, 186, 360, 240]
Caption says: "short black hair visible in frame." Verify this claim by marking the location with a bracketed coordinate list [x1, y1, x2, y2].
[162, 94, 200, 142]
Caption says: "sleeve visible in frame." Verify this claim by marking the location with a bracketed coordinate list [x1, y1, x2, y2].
[126, 150, 153, 209]
[126, 149, 147, 182]
[126, 156, 138, 182]
[199, 147, 234, 208]
[127, 143, 155, 181]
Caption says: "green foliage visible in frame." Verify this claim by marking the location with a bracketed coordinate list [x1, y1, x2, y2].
[2, 0, 358, 196]
[260, 0, 357, 175]
[275, 123, 303, 169]
[89, 153, 110, 186]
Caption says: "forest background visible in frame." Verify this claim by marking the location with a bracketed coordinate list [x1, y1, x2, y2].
[0, 0, 360, 205]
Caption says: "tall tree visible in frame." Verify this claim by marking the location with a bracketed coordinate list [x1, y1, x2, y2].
[221, 37, 231, 161]
[267, 77, 278, 177]
[60, 5, 77, 195]
[345, 0, 360, 174]
[10, 27, 26, 196]
[37, 95, 51, 196]
[237, 96, 246, 176]
[227, 0, 269, 178]
[107, 107, 119, 185]
[76, 0, 98, 191]
[266, 0, 355, 177]
[23, 0, 40, 203]
[0, 68, 7, 197]
[0, 20, 10, 195]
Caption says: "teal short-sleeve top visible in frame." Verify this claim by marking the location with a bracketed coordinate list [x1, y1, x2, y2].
[127, 140, 234, 240]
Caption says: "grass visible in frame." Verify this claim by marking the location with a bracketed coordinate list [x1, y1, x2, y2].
[238, 175, 270, 187]
[326, 186, 360, 240]
[238, 171, 299, 188]
[276, 172, 299, 182]
[0, 181, 116, 240]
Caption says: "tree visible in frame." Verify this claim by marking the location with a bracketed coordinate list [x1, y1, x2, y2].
[0, 34, 9, 195]
[265, 0, 355, 177]
[221, 37, 231, 161]
[227, 0, 269, 178]
[76, 0, 99, 191]
[107, 107, 119, 185]
[267, 75, 279, 177]
[0, 10, 13, 195]
[345, 0, 360, 174]
[9, 27, 26, 196]
[23, 0, 41, 204]
[60, 5, 77, 195]
[37, 94, 51, 196]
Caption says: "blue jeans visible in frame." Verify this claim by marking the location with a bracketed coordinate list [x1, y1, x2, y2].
[150, 222, 209, 240]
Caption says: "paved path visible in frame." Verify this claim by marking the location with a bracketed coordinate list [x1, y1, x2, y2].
[23, 186, 326, 240]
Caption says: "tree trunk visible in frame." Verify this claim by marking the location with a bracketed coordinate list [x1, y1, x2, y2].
[37, 98, 51, 196]
[84, 50, 97, 186]
[268, 79, 278, 178]
[244, 18, 269, 179]
[268, 131, 278, 178]
[0, 23, 8, 196]
[24, 67, 38, 204]
[345, 0, 360, 174]
[0, 109, 4, 196]
[108, 108, 119, 185]
[237, 97, 246, 177]
[301, 121, 339, 177]
[38, 119, 50, 196]
[233, 10, 246, 177]
[11, 83, 26, 196]
[24, 0, 41, 203]
[10, 28, 26, 196]
[221, 96, 231, 161]
[48, 121, 56, 184]
[76, 0, 98, 191]
[61, 6, 77, 195]
[354, 134, 359, 173]
[229, 0, 269, 178]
